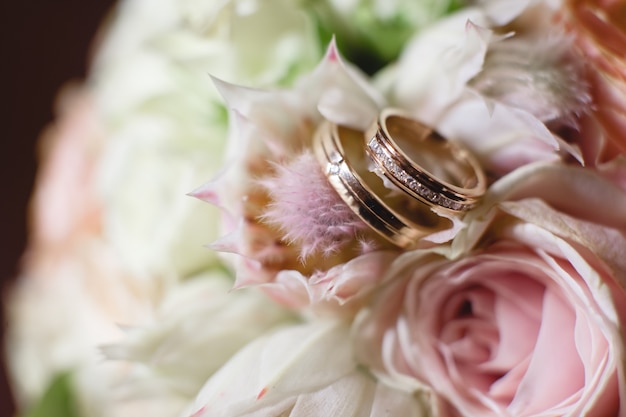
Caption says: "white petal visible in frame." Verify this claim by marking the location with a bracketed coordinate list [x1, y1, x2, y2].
[478, 0, 531, 26]
[391, 9, 491, 123]
[102, 272, 291, 398]
[437, 94, 560, 174]
[184, 320, 357, 417]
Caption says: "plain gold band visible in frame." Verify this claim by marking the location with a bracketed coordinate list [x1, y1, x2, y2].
[313, 120, 450, 249]
[365, 109, 486, 212]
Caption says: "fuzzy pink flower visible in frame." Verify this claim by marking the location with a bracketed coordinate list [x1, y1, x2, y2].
[259, 151, 369, 259]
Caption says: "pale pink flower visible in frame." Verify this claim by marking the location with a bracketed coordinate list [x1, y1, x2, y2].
[193, 42, 461, 311]
[5, 87, 156, 414]
[354, 164, 626, 416]
[469, 34, 591, 125]
[258, 151, 369, 259]
[260, 250, 398, 314]
[381, 3, 591, 177]
[28, 85, 104, 253]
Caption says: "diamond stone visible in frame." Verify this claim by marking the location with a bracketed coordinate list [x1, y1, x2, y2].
[328, 163, 340, 175]
[369, 135, 472, 211]
[449, 202, 462, 211]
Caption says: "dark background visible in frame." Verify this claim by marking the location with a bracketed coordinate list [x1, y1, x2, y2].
[1, 1, 115, 415]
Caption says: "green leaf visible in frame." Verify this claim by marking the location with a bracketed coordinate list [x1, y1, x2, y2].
[22, 373, 81, 417]
[303, 0, 469, 75]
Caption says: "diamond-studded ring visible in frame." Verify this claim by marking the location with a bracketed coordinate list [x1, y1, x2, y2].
[365, 109, 486, 212]
[313, 119, 452, 249]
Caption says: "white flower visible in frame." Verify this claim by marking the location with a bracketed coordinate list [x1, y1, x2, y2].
[175, 0, 321, 86]
[100, 271, 293, 417]
[88, 0, 322, 280]
[96, 108, 227, 281]
[7, 252, 292, 417]
[375, 6, 492, 120]
[93, 0, 320, 117]
[183, 319, 431, 417]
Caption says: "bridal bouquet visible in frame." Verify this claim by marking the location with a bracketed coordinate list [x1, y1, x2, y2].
[6, 0, 626, 416]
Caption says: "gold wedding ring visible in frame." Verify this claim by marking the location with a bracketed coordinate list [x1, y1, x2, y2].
[313, 120, 450, 249]
[365, 109, 486, 212]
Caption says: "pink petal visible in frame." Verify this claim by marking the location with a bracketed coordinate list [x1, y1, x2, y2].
[508, 289, 584, 414]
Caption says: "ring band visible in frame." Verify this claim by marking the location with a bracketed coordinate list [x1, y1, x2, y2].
[365, 109, 486, 212]
[313, 120, 450, 249]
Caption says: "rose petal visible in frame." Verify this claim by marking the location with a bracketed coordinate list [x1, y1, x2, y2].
[509, 289, 583, 414]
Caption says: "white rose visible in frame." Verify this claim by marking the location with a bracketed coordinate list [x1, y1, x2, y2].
[96, 107, 227, 281]
[93, 0, 320, 117]
[176, 0, 320, 86]
[88, 0, 321, 281]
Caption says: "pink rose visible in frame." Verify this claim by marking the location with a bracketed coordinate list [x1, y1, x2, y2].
[355, 165, 626, 416]
[29, 85, 104, 253]
[6, 86, 156, 413]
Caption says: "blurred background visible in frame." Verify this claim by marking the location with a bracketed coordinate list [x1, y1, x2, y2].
[1, 1, 114, 415]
